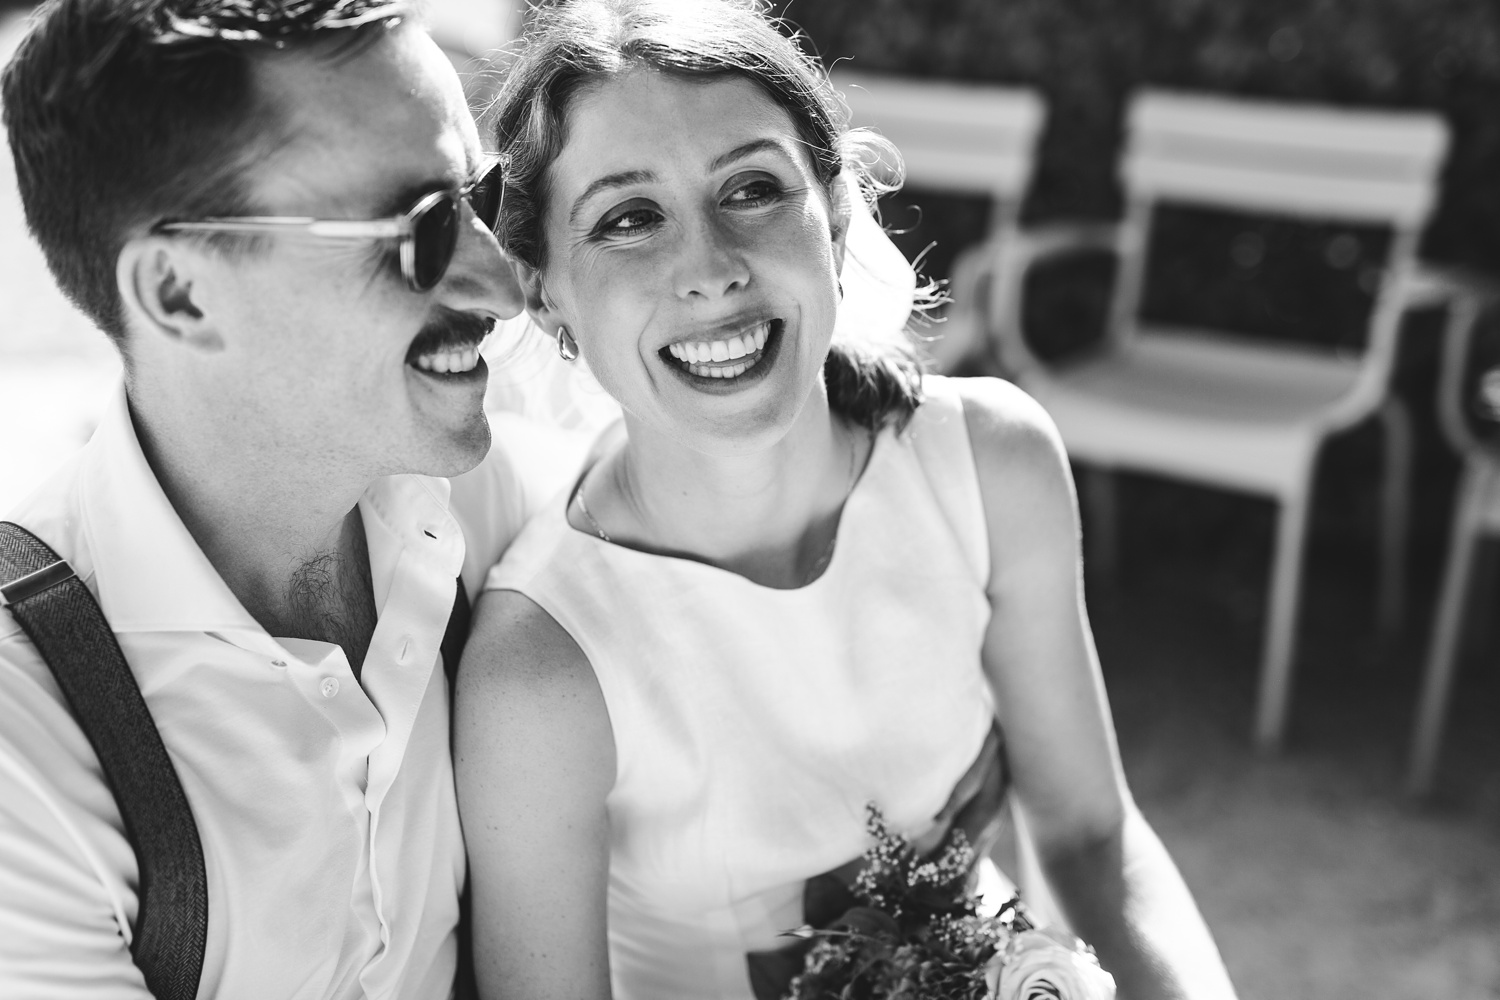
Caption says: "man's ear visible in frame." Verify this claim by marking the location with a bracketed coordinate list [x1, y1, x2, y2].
[515, 261, 563, 335]
[116, 237, 225, 352]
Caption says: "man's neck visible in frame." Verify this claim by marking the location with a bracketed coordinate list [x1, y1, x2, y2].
[127, 393, 380, 677]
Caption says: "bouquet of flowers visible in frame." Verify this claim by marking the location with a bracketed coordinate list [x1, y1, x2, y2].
[782, 805, 1115, 1000]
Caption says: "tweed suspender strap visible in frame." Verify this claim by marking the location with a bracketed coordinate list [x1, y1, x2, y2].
[440, 573, 471, 692]
[2, 520, 475, 997]
[0, 520, 208, 1000]
[438, 575, 477, 1000]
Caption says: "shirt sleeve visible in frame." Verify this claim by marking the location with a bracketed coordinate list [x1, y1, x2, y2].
[0, 627, 151, 999]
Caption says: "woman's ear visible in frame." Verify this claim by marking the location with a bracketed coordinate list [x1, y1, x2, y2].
[830, 171, 856, 276]
[116, 237, 225, 352]
[515, 261, 563, 335]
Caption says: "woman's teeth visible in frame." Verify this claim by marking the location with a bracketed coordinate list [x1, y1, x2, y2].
[693, 358, 757, 378]
[414, 345, 481, 375]
[666, 322, 770, 376]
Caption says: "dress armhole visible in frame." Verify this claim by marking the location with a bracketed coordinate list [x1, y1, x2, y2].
[905, 375, 992, 588]
[481, 531, 633, 796]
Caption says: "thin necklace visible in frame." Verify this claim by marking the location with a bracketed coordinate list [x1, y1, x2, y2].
[572, 425, 865, 583]
[574, 470, 612, 543]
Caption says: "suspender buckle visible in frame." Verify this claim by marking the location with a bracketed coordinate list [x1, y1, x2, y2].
[0, 559, 77, 607]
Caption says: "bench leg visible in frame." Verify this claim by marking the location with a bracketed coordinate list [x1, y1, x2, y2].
[1254, 488, 1313, 753]
[1406, 461, 1495, 796]
[1376, 399, 1413, 635]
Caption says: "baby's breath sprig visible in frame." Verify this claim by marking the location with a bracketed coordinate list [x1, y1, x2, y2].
[783, 802, 1112, 1000]
[785, 804, 1015, 1000]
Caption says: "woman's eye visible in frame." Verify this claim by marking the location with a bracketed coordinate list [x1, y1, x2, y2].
[725, 178, 782, 207]
[598, 206, 661, 237]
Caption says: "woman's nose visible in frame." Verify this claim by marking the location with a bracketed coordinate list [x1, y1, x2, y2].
[673, 217, 750, 301]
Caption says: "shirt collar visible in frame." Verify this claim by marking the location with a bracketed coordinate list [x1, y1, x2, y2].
[78, 386, 461, 637]
[360, 473, 462, 616]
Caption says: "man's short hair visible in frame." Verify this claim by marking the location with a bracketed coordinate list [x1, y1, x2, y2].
[2, 0, 409, 345]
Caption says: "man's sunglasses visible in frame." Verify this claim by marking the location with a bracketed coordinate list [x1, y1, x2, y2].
[154, 157, 505, 292]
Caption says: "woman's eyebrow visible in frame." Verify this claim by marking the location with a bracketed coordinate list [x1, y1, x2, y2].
[707, 137, 795, 173]
[570, 169, 657, 225]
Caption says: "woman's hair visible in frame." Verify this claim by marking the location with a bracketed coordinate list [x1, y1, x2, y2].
[489, 0, 923, 430]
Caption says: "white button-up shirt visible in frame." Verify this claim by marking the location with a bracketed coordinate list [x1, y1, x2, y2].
[0, 389, 584, 998]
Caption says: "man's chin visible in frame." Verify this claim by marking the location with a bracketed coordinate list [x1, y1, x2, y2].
[401, 359, 494, 476]
[412, 415, 493, 479]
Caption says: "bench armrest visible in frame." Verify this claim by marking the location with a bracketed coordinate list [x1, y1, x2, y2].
[942, 221, 1124, 376]
[1419, 264, 1500, 460]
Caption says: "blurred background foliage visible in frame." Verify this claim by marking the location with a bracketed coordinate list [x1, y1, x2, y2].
[774, 0, 1500, 271]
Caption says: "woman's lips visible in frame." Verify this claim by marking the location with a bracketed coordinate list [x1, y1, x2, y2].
[663, 320, 774, 379]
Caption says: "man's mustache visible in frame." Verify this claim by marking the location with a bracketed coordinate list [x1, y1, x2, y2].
[405, 309, 495, 363]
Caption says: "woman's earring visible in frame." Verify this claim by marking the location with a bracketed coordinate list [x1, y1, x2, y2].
[557, 325, 579, 362]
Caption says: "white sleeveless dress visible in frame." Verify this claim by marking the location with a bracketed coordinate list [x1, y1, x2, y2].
[484, 376, 998, 1000]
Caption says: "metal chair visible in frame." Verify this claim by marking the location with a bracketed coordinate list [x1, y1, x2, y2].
[961, 89, 1461, 751]
[831, 70, 1046, 371]
[1407, 277, 1500, 795]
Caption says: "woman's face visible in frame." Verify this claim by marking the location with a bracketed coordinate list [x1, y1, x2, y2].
[529, 69, 845, 453]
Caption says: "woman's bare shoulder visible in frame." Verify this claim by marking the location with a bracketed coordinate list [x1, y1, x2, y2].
[463, 588, 590, 679]
[946, 376, 1072, 492]
[456, 588, 614, 776]
[942, 376, 1082, 595]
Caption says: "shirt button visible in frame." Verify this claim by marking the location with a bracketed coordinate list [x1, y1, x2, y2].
[320, 677, 340, 699]
[271, 659, 287, 669]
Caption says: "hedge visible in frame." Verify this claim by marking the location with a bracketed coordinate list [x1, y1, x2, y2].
[775, 0, 1500, 275]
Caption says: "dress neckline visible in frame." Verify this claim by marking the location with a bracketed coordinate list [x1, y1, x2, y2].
[559, 421, 891, 593]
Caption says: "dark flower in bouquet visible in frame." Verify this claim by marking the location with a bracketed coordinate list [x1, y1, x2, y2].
[782, 805, 1114, 1000]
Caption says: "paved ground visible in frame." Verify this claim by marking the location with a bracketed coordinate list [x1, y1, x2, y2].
[1096, 506, 1500, 999]
[2, 9, 1498, 998]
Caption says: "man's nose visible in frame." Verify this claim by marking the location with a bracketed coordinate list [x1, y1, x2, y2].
[442, 208, 525, 318]
[673, 216, 750, 301]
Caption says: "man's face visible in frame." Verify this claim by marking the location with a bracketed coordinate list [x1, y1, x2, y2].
[184, 23, 523, 480]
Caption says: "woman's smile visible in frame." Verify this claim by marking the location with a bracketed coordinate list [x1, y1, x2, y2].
[661, 317, 782, 384]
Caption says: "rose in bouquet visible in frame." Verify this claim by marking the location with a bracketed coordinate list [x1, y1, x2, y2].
[782, 804, 1114, 1000]
[990, 926, 1118, 1000]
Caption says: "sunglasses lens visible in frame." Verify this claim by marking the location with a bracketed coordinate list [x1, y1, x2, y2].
[412, 195, 459, 291]
[469, 162, 505, 234]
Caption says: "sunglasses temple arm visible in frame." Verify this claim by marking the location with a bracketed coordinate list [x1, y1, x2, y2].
[307, 220, 406, 239]
[157, 219, 407, 240]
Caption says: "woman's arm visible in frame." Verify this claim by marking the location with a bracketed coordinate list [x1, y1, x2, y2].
[958, 378, 1237, 1000]
[454, 589, 616, 1000]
